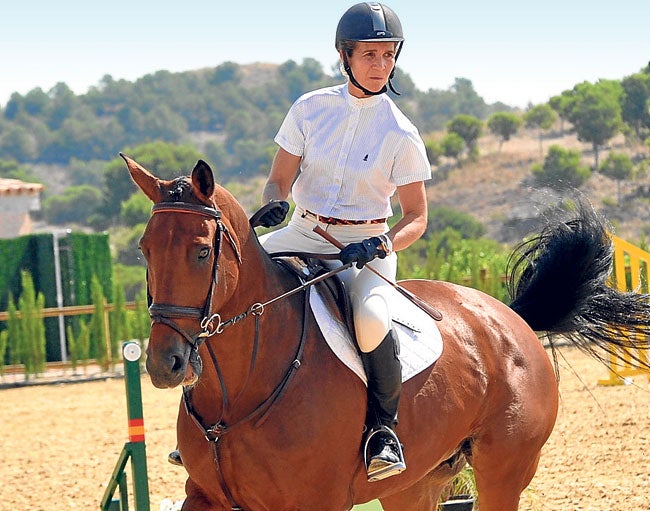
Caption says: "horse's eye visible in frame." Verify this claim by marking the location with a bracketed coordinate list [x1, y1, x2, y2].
[198, 247, 211, 260]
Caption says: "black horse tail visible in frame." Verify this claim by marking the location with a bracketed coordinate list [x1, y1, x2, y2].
[507, 200, 650, 368]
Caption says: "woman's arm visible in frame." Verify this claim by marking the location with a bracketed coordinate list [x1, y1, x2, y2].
[387, 181, 428, 252]
[261, 147, 302, 204]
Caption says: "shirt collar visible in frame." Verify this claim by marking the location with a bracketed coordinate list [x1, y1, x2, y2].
[343, 83, 384, 108]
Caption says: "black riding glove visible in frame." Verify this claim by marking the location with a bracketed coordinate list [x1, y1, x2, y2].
[258, 200, 290, 228]
[339, 237, 389, 269]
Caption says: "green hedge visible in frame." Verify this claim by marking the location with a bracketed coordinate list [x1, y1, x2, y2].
[0, 232, 113, 362]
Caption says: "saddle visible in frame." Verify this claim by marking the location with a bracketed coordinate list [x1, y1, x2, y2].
[249, 207, 444, 384]
[273, 254, 357, 342]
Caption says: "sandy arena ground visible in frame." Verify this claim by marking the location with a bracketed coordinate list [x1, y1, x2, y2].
[1, 346, 648, 511]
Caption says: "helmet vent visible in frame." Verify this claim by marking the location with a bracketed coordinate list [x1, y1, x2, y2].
[368, 3, 388, 36]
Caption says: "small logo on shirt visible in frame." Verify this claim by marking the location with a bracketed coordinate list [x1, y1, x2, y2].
[363, 154, 369, 161]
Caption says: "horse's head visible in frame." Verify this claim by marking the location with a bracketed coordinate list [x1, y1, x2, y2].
[122, 154, 247, 389]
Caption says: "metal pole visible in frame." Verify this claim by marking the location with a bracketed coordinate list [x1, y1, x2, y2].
[52, 230, 68, 362]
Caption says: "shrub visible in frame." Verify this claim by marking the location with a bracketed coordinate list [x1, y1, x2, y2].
[532, 145, 591, 190]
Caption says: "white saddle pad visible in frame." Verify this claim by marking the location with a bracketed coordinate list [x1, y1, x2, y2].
[310, 285, 443, 385]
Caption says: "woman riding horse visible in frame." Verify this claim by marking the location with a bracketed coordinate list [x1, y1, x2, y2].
[258, 2, 431, 482]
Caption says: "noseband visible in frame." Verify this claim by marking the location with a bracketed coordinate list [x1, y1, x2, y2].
[146, 201, 241, 354]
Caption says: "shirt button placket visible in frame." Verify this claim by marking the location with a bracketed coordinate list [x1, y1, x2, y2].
[328, 106, 360, 213]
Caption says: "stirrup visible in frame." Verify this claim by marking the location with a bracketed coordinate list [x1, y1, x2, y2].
[363, 426, 406, 482]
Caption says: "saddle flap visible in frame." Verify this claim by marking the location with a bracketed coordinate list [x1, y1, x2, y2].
[310, 286, 444, 385]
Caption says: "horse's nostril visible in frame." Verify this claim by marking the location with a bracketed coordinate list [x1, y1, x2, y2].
[170, 354, 184, 373]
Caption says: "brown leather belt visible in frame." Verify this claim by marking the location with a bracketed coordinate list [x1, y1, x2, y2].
[303, 209, 387, 226]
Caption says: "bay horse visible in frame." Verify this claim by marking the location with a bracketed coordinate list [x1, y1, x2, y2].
[122, 154, 650, 511]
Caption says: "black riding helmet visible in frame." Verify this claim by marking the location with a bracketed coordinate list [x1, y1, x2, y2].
[335, 2, 404, 96]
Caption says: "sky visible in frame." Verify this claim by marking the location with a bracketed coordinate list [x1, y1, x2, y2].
[2, 0, 648, 109]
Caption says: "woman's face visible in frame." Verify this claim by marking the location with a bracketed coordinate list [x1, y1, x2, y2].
[343, 41, 397, 98]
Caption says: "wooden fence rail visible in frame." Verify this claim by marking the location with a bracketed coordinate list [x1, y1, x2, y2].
[0, 301, 139, 367]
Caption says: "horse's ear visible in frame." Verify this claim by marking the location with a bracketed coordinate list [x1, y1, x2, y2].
[191, 160, 215, 202]
[120, 153, 163, 203]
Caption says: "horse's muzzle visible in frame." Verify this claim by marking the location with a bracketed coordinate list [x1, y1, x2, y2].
[146, 340, 202, 389]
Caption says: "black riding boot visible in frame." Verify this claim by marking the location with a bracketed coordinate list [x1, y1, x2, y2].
[361, 329, 406, 482]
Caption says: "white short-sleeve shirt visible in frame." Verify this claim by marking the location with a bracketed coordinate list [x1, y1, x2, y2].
[275, 83, 432, 220]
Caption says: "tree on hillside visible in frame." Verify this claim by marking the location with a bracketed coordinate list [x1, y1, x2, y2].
[43, 185, 103, 225]
[0, 159, 37, 182]
[524, 104, 557, 156]
[408, 78, 487, 132]
[450, 78, 488, 119]
[565, 80, 623, 169]
[620, 71, 650, 140]
[44, 82, 80, 130]
[3, 88, 51, 120]
[487, 112, 522, 152]
[120, 192, 152, 226]
[447, 114, 483, 159]
[211, 62, 242, 85]
[0, 124, 39, 161]
[46, 110, 125, 162]
[532, 144, 591, 191]
[548, 91, 573, 135]
[599, 152, 635, 204]
[440, 132, 465, 167]
[426, 207, 486, 239]
[424, 139, 442, 166]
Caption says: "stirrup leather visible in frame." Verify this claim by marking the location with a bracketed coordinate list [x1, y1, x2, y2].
[363, 426, 406, 482]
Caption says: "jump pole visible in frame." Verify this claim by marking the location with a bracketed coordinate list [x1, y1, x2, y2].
[100, 341, 150, 511]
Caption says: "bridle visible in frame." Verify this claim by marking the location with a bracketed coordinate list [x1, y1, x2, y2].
[146, 201, 242, 357]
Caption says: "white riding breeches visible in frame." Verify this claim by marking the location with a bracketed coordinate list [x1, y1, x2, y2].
[259, 209, 397, 353]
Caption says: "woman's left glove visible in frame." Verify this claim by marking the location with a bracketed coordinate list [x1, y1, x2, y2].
[339, 236, 390, 269]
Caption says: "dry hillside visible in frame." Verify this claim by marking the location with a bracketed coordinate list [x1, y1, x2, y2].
[426, 128, 650, 246]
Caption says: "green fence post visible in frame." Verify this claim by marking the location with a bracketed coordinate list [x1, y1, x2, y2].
[122, 341, 150, 511]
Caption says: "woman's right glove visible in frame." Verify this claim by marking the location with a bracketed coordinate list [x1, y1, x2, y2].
[339, 237, 389, 269]
[257, 200, 290, 227]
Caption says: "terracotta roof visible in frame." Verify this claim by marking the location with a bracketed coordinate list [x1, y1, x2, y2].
[0, 178, 44, 196]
